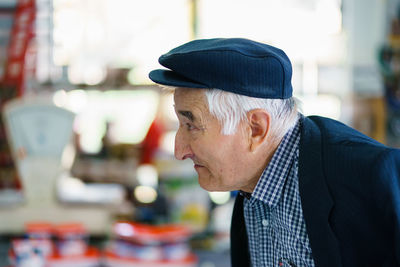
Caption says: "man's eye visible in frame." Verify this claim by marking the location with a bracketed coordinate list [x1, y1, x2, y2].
[186, 123, 196, 131]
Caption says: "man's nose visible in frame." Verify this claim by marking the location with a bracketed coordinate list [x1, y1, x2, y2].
[174, 130, 193, 160]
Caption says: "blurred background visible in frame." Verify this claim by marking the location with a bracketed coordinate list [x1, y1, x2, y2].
[0, 0, 400, 266]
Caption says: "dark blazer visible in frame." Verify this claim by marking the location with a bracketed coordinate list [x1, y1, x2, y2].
[231, 115, 400, 267]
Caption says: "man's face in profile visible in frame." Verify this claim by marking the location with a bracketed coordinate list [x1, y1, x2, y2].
[173, 87, 252, 192]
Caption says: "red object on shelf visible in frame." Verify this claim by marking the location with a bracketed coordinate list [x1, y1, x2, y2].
[140, 118, 164, 164]
[53, 223, 88, 257]
[103, 250, 198, 267]
[3, 0, 36, 96]
[53, 223, 86, 237]
[113, 222, 192, 245]
[25, 222, 53, 236]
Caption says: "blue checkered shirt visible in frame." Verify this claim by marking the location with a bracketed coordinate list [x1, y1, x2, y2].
[243, 116, 315, 267]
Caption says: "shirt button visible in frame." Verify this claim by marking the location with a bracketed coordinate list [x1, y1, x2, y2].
[262, 219, 269, 226]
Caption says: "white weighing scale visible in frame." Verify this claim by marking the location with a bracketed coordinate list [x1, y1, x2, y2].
[0, 96, 127, 235]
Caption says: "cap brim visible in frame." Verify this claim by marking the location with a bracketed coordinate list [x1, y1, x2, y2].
[149, 69, 209, 89]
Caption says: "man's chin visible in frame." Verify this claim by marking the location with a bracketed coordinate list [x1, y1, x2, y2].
[197, 174, 213, 190]
[195, 168, 227, 191]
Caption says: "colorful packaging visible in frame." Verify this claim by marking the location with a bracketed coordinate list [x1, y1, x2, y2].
[53, 223, 88, 257]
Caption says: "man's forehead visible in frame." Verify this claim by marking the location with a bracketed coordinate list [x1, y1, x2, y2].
[174, 87, 204, 99]
[173, 88, 209, 121]
[174, 88, 206, 107]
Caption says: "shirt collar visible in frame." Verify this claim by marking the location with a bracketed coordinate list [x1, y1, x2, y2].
[249, 114, 302, 207]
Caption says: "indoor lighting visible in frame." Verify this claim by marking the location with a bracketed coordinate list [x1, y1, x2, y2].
[53, 90, 67, 107]
[134, 185, 158, 204]
[136, 164, 158, 188]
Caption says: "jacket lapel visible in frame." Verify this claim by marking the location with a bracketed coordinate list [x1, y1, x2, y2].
[230, 194, 251, 267]
[299, 116, 342, 267]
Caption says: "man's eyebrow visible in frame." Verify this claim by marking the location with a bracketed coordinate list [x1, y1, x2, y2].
[178, 110, 195, 122]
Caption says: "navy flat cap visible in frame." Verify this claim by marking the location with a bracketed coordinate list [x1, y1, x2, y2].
[149, 38, 293, 99]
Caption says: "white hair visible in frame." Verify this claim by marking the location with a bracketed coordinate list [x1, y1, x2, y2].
[163, 86, 299, 140]
[205, 88, 299, 140]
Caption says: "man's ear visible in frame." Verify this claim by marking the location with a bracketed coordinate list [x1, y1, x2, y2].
[247, 109, 271, 152]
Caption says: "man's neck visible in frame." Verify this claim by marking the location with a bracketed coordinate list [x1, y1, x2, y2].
[240, 135, 283, 193]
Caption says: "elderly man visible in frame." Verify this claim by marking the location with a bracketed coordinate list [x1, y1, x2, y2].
[149, 38, 400, 267]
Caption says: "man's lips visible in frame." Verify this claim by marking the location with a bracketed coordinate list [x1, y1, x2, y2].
[194, 163, 205, 169]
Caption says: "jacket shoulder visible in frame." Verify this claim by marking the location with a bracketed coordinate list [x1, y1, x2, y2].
[305, 115, 385, 147]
